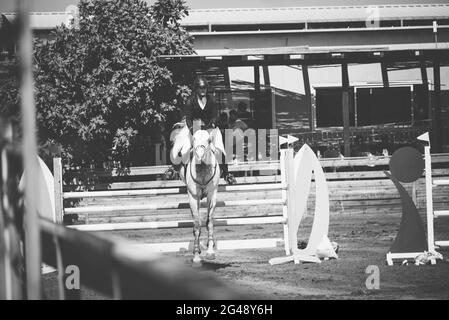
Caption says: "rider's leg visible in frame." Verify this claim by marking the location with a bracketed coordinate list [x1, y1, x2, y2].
[220, 162, 236, 184]
[165, 122, 191, 180]
[164, 164, 179, 180]
[215, 128, 236, 184]
[164, 148, 183, 180]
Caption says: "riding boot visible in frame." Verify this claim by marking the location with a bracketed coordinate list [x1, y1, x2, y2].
[164, 163, 182, 180]
[220, 163, 236, 184]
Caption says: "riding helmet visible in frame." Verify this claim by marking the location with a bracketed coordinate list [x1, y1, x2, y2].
[193, 76, 208, 89]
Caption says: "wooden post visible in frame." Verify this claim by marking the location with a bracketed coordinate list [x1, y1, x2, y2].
[0, 119, 12, 300]
[433, 59, 443, 152]
[254, 66, 260, 91]
[18, 0, 41, 299]
[0, 149, 10, 300]
[420, 60, 431, 122]
[354, 87, 358, 127]
[111, 268, 122, 300]
[410, 85, 415, 125]
[381, 62, 390, 88]
[302, 64, 314, 132]
[53, 158, 64, 224]
[420, 60, 429, 86]
[223, 66, 231, 90]
[412, 181, 417, 206]
[262, 65, 270, 86]
[271, 88, 277, 129]
[341, 63, 351, 157]
[0, 122, 23, 299]
[54, 236, 65, 300]
[254, 65, 262, 127]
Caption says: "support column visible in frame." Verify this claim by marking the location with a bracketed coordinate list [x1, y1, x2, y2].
[254, 65, 260, 92]
[420, 60, 431, 121]
[342, 63, 351, 157]
[254, 65, 262, 128]
[433, 59, 443, 152]
[223, 68, 231, 90]
[262, 65, 270, 86]
[302, 64, 314, 132]
[381, 62, 390, 88]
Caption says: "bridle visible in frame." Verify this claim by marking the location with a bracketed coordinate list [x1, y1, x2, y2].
[189, 144, 217, 187]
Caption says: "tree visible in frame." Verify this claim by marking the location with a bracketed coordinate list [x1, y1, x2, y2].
[32, 0, 194, 166]
[0, 14, 20, 132]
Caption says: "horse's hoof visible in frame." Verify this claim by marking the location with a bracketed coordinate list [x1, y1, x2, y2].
[205, 252, 216, 260]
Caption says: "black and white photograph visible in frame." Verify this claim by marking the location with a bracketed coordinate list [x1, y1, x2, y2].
[0, 0, 449, 303]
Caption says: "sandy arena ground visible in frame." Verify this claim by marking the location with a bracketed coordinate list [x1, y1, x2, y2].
[42, 211, 449, 299]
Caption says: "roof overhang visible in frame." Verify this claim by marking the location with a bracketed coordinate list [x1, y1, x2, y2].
[181, 4, 449, 26]
[158, 45, 449, 67]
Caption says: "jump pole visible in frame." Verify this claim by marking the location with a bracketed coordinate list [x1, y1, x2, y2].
[63, 198, 286, 214]
[54, 154, 293, 256]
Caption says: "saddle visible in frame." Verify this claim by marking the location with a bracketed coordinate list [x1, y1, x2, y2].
[170, 124, 226, 166]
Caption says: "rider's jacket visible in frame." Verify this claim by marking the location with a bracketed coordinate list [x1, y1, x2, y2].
[181, 94, 219, 134]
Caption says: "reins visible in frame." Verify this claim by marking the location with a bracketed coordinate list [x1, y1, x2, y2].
[189, 147, 217, 188]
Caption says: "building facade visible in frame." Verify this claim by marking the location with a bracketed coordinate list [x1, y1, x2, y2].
[1, 4, 449, 155]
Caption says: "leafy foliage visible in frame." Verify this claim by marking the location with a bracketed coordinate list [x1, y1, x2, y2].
[0, 61, 19, 126]
[30, 0, 194, 166]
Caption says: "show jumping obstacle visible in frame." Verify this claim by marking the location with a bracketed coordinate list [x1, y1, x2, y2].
[54, 145, 333, 263]
[54, 138, 449, 266]
[385, 132, 448, 266]
[422, 134, 449, 251]
[54, 151, 293, 256]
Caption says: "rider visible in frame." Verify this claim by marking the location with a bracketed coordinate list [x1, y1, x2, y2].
[165, 76, 236, 184]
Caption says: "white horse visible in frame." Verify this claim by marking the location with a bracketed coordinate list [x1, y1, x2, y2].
[171, 125, 225, 264]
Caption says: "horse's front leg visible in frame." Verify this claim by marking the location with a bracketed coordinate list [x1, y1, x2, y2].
[188, 193, 202, 264]
[205, 188, 217, 260]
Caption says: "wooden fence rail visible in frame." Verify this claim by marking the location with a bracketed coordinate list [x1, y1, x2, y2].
[59, 154, 449, 225]
[40, 218, 243, 299]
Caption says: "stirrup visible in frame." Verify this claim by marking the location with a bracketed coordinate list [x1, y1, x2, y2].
[225, 173, 237, 185]
[164, 167, 177, 180]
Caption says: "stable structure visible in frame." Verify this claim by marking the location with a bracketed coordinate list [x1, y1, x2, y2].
[159, 45, 449, 155]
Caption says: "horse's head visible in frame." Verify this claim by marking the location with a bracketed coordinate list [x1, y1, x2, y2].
[192, 130, 216, 165]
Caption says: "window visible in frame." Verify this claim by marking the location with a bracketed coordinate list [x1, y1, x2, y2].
[315, 87, 355, 127]
[357, 87, 412, 126]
